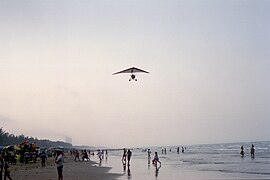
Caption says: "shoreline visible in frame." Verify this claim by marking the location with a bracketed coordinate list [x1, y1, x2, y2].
[10, 155, 122, 180]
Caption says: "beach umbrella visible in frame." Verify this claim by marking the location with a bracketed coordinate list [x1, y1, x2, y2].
[56, 146, 64, 152]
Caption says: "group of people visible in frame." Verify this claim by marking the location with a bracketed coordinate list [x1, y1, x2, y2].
[240, 144, 255, 157]
[0, 141, 66, 180]
[122, 148, 132, 166]
[0, 141, 45, 180]
[74, 149, 91, 162]
[122, 148, 161, 167]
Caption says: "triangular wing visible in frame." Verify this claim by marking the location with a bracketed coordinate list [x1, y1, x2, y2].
[113, 67, 149, 75]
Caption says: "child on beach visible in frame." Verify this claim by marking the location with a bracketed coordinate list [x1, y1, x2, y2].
[152, 152, 161, 166]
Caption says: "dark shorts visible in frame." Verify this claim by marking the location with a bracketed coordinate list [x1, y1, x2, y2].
[57, 165, 63, 175]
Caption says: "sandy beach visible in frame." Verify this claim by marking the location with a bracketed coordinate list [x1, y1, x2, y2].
[10, 155, 121, 180]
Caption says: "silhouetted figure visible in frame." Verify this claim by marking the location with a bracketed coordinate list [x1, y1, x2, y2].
[127, 149, 132, 166]
[250, 144, 255, 158]
[177, 147, 180, 154]
[147, 149, 151, 158]
[122, 148, 127, 164]
[152, 152, 161, 166]
[182, 146, 185, 153]
[240, 146, 245, 157]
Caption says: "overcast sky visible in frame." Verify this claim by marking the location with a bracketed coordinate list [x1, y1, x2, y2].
[0, 0, 269, 148]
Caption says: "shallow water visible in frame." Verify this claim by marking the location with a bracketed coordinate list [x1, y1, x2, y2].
[92, 141, 270, 179]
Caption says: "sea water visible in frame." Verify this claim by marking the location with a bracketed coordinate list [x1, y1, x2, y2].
[92, 141, 270, 179]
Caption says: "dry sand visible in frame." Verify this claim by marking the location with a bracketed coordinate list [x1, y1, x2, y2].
[10, 155, 121, 180]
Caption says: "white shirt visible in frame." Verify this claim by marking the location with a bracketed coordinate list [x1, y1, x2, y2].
[56, 154, 64, 167]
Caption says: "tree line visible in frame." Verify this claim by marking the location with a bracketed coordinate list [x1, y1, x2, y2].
[0, 127, 72, 149]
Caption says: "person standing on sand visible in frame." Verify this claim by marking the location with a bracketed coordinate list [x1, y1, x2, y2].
[240, 146, 245, 157]
[127, 149, 132, 166]
[250, 144, 255, 158]
[40, 151, 47, 167]
[55, 151, 64, 180]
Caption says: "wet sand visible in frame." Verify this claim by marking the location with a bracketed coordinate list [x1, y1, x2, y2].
[10, 155, 121, 180]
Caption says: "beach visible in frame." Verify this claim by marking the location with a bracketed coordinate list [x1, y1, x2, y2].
[6, 141, 270, 180]
[10, 155, 121, 180]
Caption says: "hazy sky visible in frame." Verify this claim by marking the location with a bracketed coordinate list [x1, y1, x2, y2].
[0, 0, 269, 148]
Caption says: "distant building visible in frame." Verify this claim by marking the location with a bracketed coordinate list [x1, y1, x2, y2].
[66, 136, 72, 145]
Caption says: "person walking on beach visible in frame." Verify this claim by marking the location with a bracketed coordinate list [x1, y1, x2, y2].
[250, 144, 255, 158]
[127, 149, 132, 166]
[240, 146, 245, 157]
[122, 148, 127, 164]
[97, 149, 103, 161]
[55, 151, 64, 180]
[152, 152, 161, 166]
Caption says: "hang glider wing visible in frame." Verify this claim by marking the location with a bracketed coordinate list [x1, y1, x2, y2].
[113, 67, 149, 75]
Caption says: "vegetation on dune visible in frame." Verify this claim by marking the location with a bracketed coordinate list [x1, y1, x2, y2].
[0, 127, 72, 148]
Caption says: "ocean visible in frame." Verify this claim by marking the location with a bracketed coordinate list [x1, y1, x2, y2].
[92, 141, 270, 179]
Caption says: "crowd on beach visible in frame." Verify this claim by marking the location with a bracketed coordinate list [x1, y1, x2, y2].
[0, 142, 257, 180]
[0, 141, 41, 180]
[0, 140, 66, 180]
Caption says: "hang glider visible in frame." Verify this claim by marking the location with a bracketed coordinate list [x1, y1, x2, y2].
[113, 67, 149, 81]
